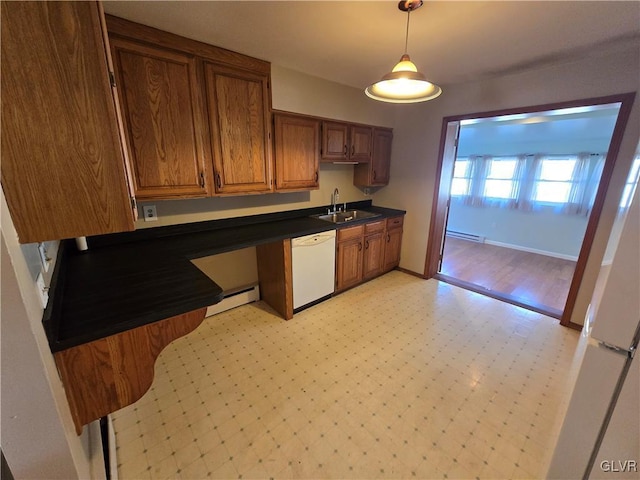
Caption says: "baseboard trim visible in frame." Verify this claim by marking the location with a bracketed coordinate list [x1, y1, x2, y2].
[206, 283, 260, 317]
[395, 267, 427, 279]
[483, 239, 579, 262]
[565, 321, 584, 331]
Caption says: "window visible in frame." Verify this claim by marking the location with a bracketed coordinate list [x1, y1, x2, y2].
[451, 158, 472, 196]
[483, 157, 518, 199]
[532, 156, 578, 204]
[620, 155, 640, 209]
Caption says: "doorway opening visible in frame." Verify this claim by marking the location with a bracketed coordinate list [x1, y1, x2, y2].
[425, 93, 636, 327]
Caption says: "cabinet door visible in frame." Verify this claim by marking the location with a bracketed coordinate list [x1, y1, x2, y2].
[204, 63, 272, 194]
[273, 114, 319, 191]
[350, 126, 373, 163]
[336, 237, 363, 292]
[321, 121, 349, 162]
[370, 128, 392, 185]
[383, 227, 403, 272]
[110, 38, 210, 199]
[363, 232, 385, 280]
[1, 1, 135, 243]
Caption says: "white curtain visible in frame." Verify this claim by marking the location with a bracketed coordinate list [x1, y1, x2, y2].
[451, 152, 606, 216]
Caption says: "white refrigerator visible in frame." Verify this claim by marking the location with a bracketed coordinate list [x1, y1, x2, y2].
[547, 185, 640, 480]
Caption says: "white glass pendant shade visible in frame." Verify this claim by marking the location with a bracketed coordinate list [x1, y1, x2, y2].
[365, 54, 442, 103]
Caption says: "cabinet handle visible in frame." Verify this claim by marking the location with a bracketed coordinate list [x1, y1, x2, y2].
[365, 240, 369, 249]
[216, 173, 222, 189]
[387, 234, 391, 242]
[351, 145, 355, 156]
[315, 171, 318, 182]
[373, 170, 377, 180]
[358, 242, 362, 251]
[199, 171, 205, 188]
[343, 145, 347, 155]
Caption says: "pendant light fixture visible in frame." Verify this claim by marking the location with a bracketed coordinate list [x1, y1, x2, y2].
[365, 0, 442, 103]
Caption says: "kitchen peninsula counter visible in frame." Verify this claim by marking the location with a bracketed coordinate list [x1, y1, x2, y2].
[44, 200, 405, 353]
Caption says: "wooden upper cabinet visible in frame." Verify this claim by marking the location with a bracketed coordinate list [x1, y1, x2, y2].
[106, 15, 273, 198]
[321, 122, 349, 161]
[1, 1, 135, 243]
[110, 38, 210, 199]
[204, 63, 272, 194]
[321, 121, 372, 163]
[350, 126, 373, 163]
[354, 127, 393, 187]
[273, 113, 319, 191]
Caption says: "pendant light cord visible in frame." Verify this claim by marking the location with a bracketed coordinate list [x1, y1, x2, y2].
[404, 9, 411, 54]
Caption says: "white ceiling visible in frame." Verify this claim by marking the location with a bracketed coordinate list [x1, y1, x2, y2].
[103, 1, 640, 90]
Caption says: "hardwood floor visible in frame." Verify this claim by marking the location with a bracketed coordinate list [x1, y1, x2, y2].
[440, 236, 576, 314]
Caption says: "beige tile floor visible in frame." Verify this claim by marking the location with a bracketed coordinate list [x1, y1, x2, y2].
[112, 271, 580, 479]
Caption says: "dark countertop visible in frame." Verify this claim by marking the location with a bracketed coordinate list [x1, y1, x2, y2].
[43, 200, 405, 352]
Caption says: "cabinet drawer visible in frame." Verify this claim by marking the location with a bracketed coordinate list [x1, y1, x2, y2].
[338, 225, 364, 242]
[386, 216, 404, 229]
[364, 220, 385, 234]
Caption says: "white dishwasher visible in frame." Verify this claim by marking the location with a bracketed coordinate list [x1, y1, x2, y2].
[291, 230, 336, 311]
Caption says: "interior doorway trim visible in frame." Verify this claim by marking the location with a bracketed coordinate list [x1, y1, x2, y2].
[424, 92, 636, 328]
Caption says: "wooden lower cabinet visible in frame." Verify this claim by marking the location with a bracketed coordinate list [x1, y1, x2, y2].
[335, 225, 364, 292]
[363, 220, 386, 280]
[336, 215, 403, 292]
[256, 239, 294, 320]
[383, 216, 404, 272]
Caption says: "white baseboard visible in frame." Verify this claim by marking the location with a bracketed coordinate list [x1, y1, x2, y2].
[484, 239, 579, 261]
[206, 284, 260, 317]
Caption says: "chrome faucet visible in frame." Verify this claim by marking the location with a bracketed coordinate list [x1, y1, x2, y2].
[332, 188, 340, 213]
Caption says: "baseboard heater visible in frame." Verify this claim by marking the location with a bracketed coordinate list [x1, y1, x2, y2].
[446, 230, 485, 243]
[205, 283, 260, 317]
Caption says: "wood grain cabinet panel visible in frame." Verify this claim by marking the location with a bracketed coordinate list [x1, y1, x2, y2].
[321, 121, 373, 163]
[110, 38, 211, 199]
[336, 235, 364, 292]
[256, 239, 293, 320]
[383, 216, 404, 272]
[363, 231, 385, 280]
[354, 127, 393, 187]
[321, 122, 350, 161]
[54, 308, 206, 434]
[350, 126, 373, 163]
[1, 1, 135, 243]
[273, 113, 319, 191]
[204, 63, 272, 194]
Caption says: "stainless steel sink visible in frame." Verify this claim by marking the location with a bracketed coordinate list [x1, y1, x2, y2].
[313, 209, 381, 224]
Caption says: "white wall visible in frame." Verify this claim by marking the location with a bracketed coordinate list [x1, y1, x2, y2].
[374, 45, 640, 326]
[1, 193, 102, 479]
[448, 204, 588, 259]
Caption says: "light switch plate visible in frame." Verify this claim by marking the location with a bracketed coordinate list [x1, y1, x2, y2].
[143, 205, 158, 222]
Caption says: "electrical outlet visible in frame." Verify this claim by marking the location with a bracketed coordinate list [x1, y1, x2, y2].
[143, 205, 158, 222]
[36, 272, 49, 308]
